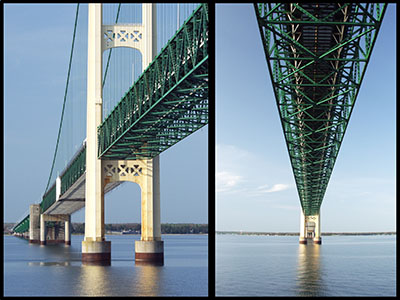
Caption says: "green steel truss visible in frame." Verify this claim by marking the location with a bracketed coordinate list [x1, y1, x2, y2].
[41, 182, 56, 213]
[40, 145, 87, 216]
[98, 3, 209, 160]
[254, 3, 386, 216]
[13, 215, 30, 233]
[60, 145, 86, 195]
[13, 146, 86, 233]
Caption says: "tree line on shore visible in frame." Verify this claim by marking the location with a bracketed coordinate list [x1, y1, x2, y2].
[4, 222, 207, 235]
[216, 231, 395, 236]
[70, 223, 208, 234]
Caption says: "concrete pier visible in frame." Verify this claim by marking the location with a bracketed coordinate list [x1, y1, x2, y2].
[65, 215, 71, 245]
[29, 204, 40, 244]
[299, 209, 307, 244]
[135, 240, 164, 265]
[40, 214, 46, 245]
[82, 240, 111, 265]
[39, 214, 70, 245]
[299, 209, 322, 245]
[313, 212, 322, 244]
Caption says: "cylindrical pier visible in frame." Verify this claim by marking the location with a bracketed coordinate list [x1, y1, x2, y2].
[65, 216, 71, 245]
[40, 214, 46, 246]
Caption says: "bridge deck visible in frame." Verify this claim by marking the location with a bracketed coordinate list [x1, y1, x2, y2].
[254, 3, 386, 215]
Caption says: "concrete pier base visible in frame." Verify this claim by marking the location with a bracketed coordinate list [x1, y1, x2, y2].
[46, 240, 66, 245]
[40, 239, 65, 245]
[82, 241, 111, 265]
[299, 237, 307, 244]
[135, 240, 164, 265]
[313, 237, 322, 244]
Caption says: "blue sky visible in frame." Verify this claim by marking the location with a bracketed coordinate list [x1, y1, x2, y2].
[4, 4, 208, 224]
[216, 4, 396, 232]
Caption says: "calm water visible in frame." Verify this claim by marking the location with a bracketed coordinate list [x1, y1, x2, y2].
[216, 234, 396, 297]
[4, 234, 208, 296]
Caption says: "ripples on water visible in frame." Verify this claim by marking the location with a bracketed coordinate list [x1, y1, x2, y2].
[216, 235, 395, 297]
[4, 234, 208, 296]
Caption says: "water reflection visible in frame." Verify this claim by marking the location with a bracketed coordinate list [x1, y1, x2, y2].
[76, 260, 163, 296]
[78, 265, 113, 296]
[135, 265, 162, 296]
[28, 261, 71, 266]
[296, 243, 325, 296]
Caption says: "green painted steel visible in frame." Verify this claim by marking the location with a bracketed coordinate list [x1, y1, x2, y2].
[98, 3, 209, 160]
[254, 3, 386, 216]
[13, 215, 30, 233]
[41, 183, 56, 214]
[60, 145, 86, 195]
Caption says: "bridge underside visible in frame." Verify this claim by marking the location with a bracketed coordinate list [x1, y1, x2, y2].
[255, 3, 386, 215]
[98, 4, 209, 160]
[43, 173, 122, 215]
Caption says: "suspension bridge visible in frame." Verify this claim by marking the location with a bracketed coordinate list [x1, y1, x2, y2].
[254, 3, 387, 243]
[12, 3, 208, 265]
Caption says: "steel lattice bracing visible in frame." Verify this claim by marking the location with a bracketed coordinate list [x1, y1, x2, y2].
[254, 3, 386, 216]
[98, 4, 208, 160]
[13, 215, 30, 234]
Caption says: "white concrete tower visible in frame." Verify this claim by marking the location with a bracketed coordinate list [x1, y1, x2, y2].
[299, 209, 307, 244]
[313, 211, 321, 244]
[134, 3, 164, 265]
[82, 3, 109, 264]
[82, 3, 163, 264]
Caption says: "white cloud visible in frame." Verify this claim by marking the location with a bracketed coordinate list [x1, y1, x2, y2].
[216, 144, 252, 166]
[248, 183, 291, 197]
[216, 144, 293, 198]
[216, 171, 243, 193]
[261, 183, 290, 193]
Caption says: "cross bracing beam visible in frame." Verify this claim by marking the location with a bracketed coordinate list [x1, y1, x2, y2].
[98, 3, 209, 160]
[254, 3, 386, 216]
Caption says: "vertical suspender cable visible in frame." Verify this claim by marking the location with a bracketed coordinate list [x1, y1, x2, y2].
[44, 4, 80, 193]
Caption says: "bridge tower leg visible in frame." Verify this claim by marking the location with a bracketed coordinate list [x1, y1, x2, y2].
[134, 156, 164, 265]
[82, 3, 162, 265]
[299, 209, 307, 244]
[134, 3, 163, 265]
[313, 212, 322, 244]
[82, 3, 111, 265]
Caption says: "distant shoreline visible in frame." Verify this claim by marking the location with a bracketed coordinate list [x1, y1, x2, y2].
[3, 233, 208, 236]
[216, 231, 396, 236]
